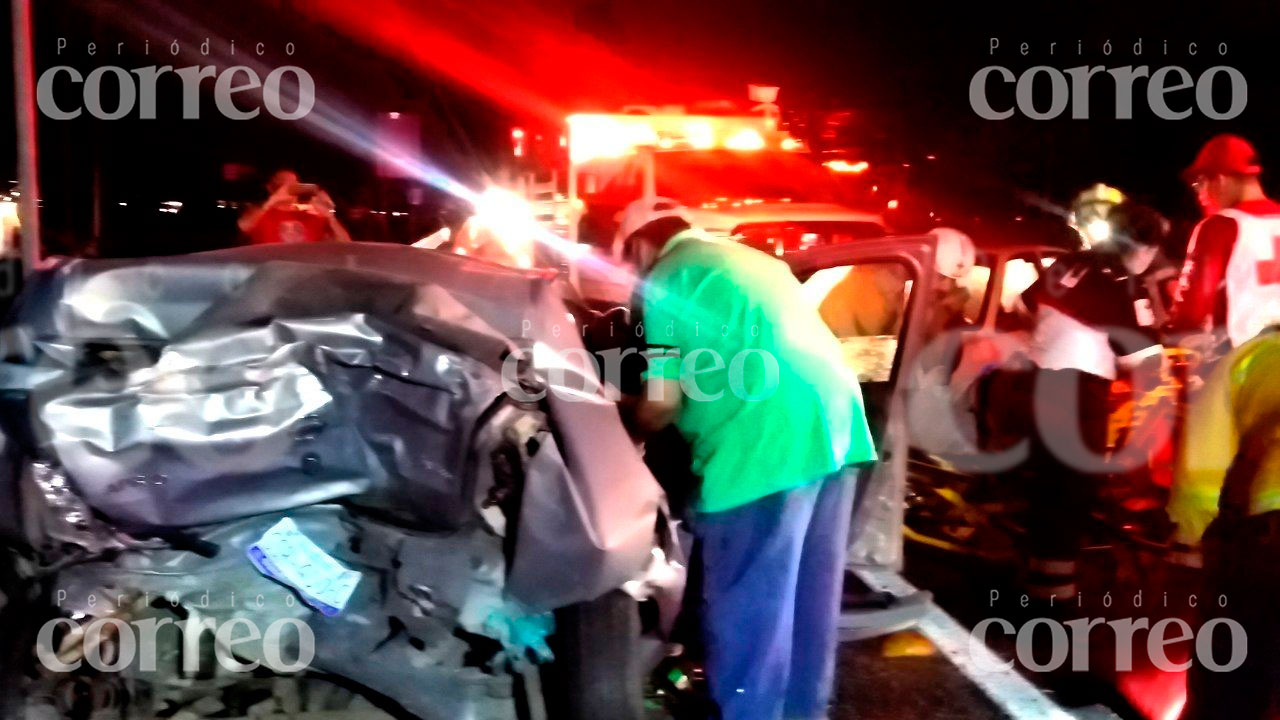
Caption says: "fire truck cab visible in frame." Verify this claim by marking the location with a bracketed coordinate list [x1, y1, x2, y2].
[563, 108, 887, 262]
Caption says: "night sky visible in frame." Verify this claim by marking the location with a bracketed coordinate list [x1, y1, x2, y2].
[1, 0, 1278, 255]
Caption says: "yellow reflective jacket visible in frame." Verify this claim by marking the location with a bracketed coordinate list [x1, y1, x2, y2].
[1170, 331, 1280, 544]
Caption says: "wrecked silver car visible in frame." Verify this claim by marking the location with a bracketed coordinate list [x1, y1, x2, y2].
[0, 243, 684, 720]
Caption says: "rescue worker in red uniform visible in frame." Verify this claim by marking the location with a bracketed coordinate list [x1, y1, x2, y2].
[1169, 134, 1280, 349]
[238, 169, 353, 245]
[1167, 136, 1280, 719]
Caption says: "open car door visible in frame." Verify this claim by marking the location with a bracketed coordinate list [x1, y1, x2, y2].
[787, 237, 1076, 718]
[785, 236, 937, 571]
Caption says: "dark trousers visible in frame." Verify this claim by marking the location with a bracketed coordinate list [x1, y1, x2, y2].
[1182, 511, 1280, 720]
[986, 368, 1112, 596]
[695, 469, 856, 720]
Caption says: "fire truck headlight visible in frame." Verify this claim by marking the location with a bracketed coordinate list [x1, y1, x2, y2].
[0, 200, 18, 228]
[0, 199, 18, 256]
[724, 128, 766, 151]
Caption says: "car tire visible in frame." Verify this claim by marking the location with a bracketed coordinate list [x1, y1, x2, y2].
[542, 589, 646, 720]
[0, 555, 38, 719]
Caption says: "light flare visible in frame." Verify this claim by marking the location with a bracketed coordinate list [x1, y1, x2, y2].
[825, 159, 870, 174]
[723, 127, 766, 151]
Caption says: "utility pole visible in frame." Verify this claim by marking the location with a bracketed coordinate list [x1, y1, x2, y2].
[12, 0, 41, 272]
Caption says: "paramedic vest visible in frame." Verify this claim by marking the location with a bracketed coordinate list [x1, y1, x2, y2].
[1222, 207, 1280, 346]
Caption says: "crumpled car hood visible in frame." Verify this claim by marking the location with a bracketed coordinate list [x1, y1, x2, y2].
[0, 243, 669, 611]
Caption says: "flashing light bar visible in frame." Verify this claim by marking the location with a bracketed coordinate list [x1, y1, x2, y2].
[565, 113, 801, 165]
[684, 120, 716, 150]
[511, 126, 526, 158]
[724, 127, 766, 151]
[825, 159, 870, 174]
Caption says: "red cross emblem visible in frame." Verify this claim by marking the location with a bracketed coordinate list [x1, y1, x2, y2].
[1258, 236, 1280, 285]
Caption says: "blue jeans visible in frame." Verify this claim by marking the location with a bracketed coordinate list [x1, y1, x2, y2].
[695, 469, 856, 720]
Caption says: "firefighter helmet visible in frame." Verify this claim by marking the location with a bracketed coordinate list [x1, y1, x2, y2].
[1068, 183, 1126, 249]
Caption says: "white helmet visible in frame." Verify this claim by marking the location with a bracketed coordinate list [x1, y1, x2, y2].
[612, 197, 689, 261]
[929, 227, 976, 280]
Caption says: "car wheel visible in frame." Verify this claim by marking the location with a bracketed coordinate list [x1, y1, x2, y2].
[541, 589, 646, 720]
[0, 555, 41, 719]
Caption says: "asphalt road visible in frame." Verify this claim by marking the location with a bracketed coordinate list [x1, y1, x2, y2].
[648, 535, 1184, 720]
[833, 638, 1007, 720]
[899, 539, 1199, 720]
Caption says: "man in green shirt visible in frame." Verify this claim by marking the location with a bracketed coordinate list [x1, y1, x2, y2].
[622, 198, 876, 720]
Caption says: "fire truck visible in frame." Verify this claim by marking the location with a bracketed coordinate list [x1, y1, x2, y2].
[507, 89, 887, 271]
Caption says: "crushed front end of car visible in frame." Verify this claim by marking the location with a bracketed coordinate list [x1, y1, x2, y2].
[0, 243, 684, 720]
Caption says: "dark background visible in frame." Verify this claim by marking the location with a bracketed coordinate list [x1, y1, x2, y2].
[0, 0, 1276, 256]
